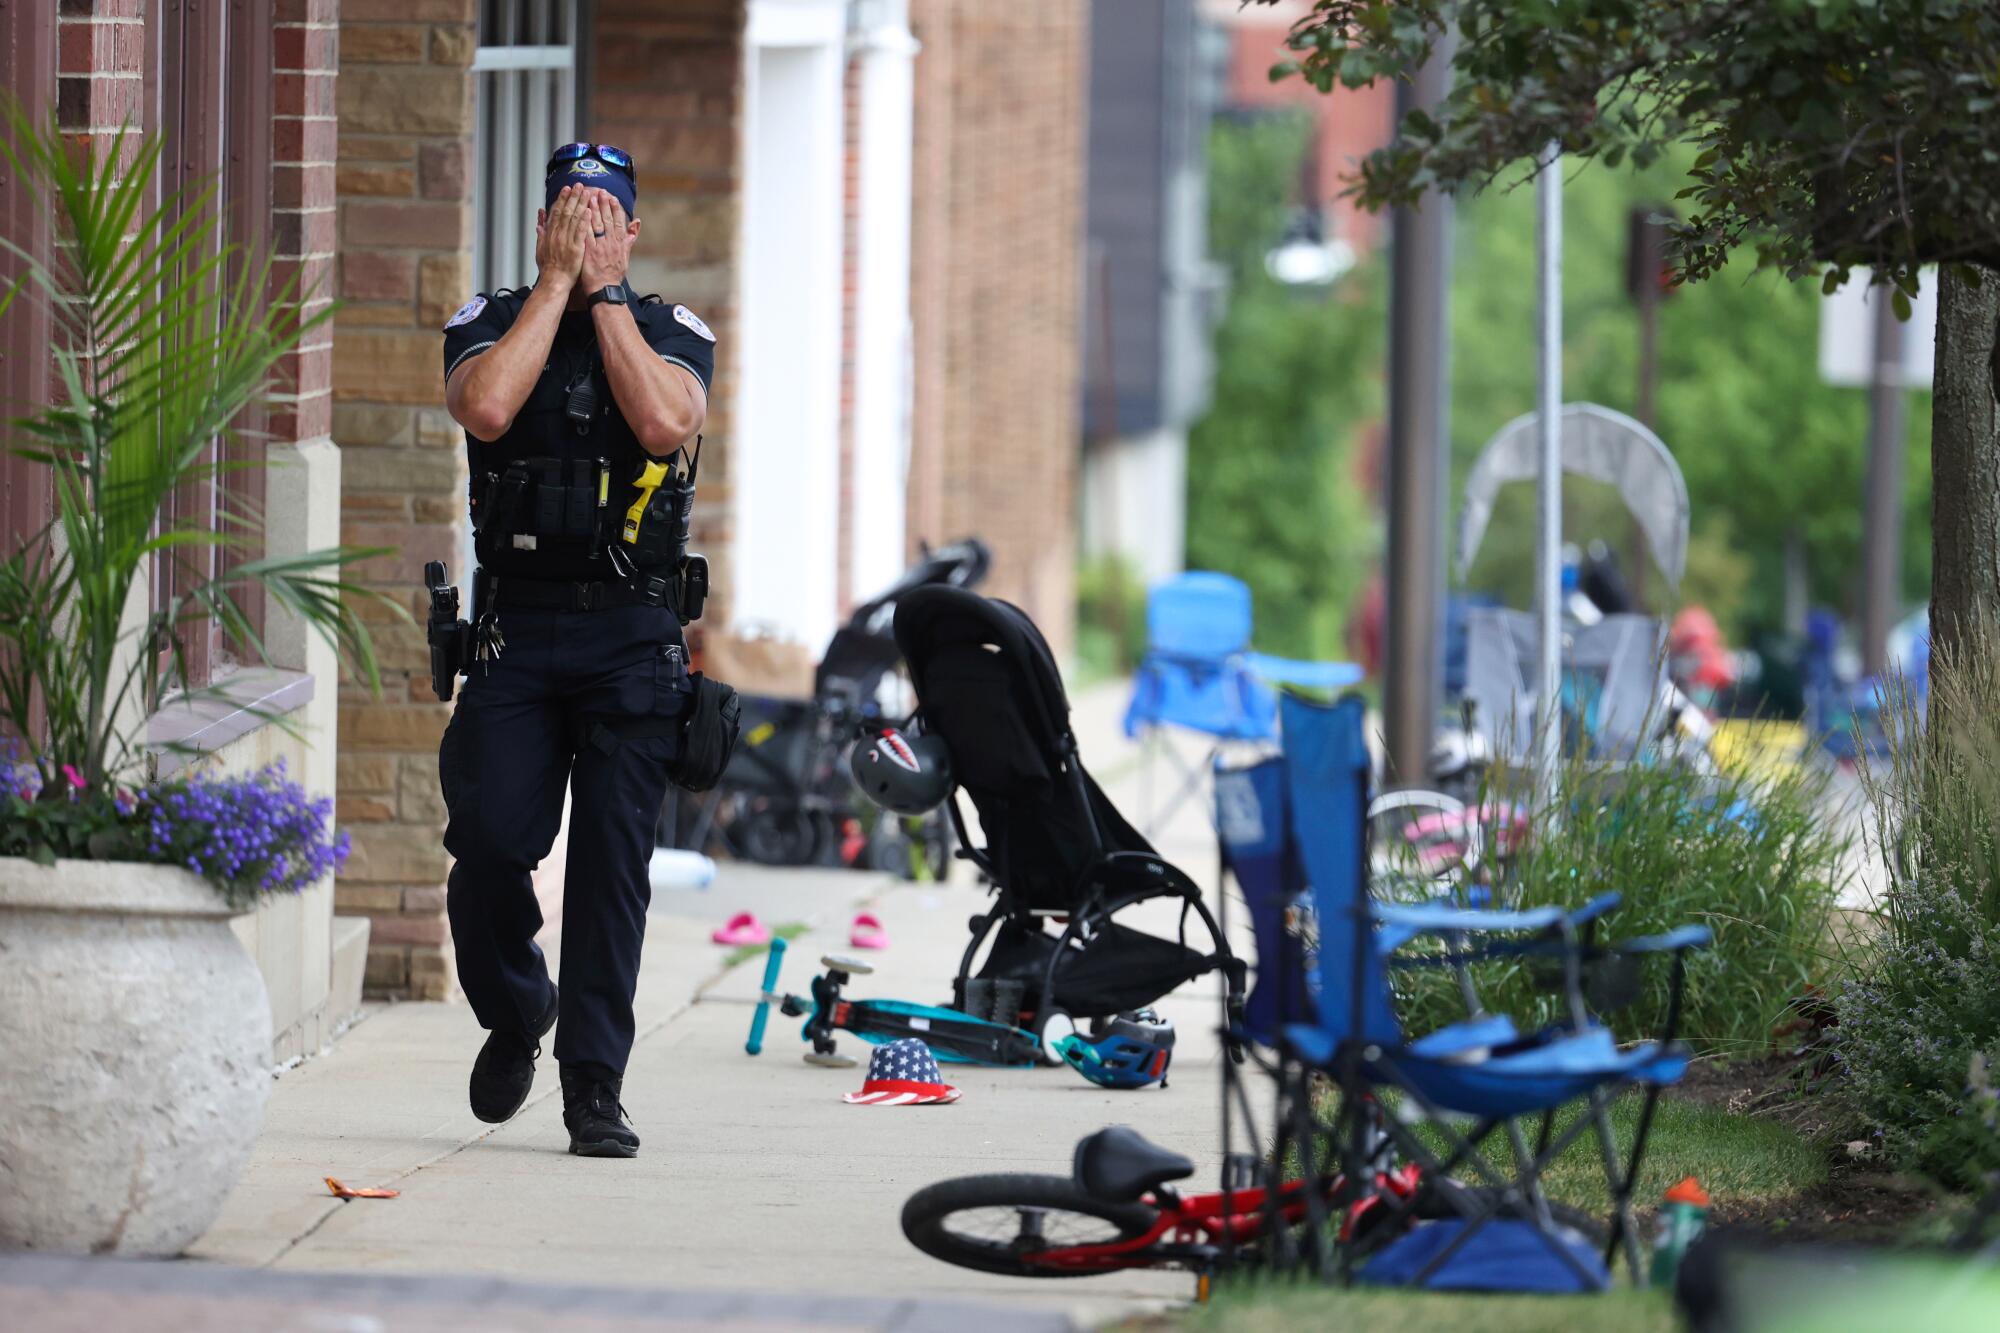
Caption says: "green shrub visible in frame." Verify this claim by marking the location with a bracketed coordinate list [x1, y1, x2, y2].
[1839, 639, 2000, 1189]
[1074, 553, 1148, 682]
[1393, 729, 1848, 1053]
[1186, 115, 1379, 663]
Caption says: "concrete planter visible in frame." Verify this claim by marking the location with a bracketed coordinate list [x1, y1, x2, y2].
[0, 857, 271, 1256]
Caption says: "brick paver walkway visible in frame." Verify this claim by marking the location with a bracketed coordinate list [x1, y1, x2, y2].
[0, 1254, 1065, 1333]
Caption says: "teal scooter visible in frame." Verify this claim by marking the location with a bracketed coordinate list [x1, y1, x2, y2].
[745, 938, 1039, 1068]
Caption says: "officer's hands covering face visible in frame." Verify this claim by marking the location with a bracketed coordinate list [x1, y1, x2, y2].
[535, 184, 592, 289]
[580, 189, 639, 294]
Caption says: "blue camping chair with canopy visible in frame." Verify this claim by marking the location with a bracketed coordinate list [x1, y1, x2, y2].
[1124, 571, 1359, 832]
[1214, 692, 1710, 1291]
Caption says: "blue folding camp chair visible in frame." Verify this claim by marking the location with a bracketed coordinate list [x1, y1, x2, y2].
[1216, 692, 1711, 1291]
[1125, 571, 1359, 832]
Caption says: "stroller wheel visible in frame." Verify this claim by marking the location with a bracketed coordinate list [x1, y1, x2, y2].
[740, 808, 822, 866]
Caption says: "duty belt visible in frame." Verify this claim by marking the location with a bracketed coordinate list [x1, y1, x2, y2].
[490, 574, 672, 613]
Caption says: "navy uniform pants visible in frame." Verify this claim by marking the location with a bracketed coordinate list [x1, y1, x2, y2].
[438, 602, 689, 1077]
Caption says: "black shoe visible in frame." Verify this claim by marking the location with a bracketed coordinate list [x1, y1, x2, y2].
[468, 984, 558, 1124]
[561, 1066, 640, 1158]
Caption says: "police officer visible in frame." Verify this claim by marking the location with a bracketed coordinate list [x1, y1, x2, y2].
[439, 143, 715, 1158]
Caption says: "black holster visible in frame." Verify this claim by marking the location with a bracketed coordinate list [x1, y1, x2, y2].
[425, 560, 469, 702]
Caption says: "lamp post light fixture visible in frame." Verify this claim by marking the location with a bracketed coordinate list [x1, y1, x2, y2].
[1265, 210, 1355, 288]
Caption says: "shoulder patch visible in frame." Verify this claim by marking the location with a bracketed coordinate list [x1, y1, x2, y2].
[671, 304, 715, 341]
[444, 295, 487, 330]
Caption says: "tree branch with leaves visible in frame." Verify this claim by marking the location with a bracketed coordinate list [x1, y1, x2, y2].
[1257, 0, 2000, 664]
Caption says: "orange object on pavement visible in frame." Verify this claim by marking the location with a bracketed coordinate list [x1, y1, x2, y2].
[325, 1176, 400, 1200]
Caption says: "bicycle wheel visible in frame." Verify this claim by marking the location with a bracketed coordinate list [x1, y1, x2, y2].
[902, 1174, 1159, 1278]
[738, 806, 820, 865]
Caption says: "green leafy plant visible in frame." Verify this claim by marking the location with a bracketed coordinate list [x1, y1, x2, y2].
[1840, 636, 2000, 1189]
[1394, 721, 1849, 1052]
[0, 756, 143, 863]
[1075, 552, 1148, 681]
[1261, 1, 2000, 286]
[0, 108, 390, 804]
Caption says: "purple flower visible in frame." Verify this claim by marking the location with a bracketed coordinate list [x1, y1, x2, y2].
[138, 763, 347, 905]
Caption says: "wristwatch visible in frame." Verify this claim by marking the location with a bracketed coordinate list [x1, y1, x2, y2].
[586, 285, 629, 309]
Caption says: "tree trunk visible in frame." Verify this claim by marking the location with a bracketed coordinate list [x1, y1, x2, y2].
[1928, 264, 2000, 669]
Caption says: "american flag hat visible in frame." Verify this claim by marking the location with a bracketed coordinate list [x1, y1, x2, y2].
[842, 1037, 961, 1106]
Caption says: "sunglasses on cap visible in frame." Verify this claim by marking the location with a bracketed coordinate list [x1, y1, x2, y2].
[545, 142, 635, 184]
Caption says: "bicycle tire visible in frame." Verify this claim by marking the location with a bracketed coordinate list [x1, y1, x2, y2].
[901, 1174, 1159, 1278]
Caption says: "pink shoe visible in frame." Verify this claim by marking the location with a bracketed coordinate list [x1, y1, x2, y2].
[849, 912, 890, 951]
[712, 911, 771, 947]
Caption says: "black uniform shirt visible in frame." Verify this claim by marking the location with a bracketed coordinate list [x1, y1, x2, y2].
[440, 288, 716, 580]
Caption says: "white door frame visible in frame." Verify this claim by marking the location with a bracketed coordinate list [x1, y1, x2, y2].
[734, 0, 848, 650]
[848, 0, 917, 606]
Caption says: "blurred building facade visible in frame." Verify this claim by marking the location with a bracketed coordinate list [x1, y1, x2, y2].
[1077, 0, 1225, 589]
[0, 1, 1090, 1003]
[328, 0, 1088, 997]
[1203, 0, 1396, 258]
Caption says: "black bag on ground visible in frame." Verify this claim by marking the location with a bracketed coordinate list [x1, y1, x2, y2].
[672, 673, 741, 792]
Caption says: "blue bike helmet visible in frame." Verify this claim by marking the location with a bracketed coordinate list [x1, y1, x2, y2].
[1052, 1010, 1174, 1089]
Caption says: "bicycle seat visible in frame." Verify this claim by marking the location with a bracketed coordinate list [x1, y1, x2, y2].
[1072, 1126, 1194, 1202]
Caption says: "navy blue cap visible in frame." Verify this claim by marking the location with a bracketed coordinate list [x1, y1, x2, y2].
[545, 156, 636, 215]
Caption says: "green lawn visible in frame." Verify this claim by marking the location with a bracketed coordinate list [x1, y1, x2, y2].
[1286, 1087, 1828, 1213]
[1186, 1283, 1678, 1333]
[1410, 1093, 1827, 1212]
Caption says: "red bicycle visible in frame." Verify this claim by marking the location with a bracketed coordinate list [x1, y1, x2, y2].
[900, 1125, 1601, 1285]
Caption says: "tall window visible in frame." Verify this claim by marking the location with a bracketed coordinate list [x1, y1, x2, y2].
[0, 4, 55, 551]
[473, 0, 582, 294]
[149, 0, 275, 689]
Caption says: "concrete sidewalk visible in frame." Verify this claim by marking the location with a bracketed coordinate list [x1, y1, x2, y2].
[165, 680, 1239, 1329]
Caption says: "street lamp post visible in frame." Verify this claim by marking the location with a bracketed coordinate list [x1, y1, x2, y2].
[1381, 39, 1456, 786]
[1535, 142, 1563, 795]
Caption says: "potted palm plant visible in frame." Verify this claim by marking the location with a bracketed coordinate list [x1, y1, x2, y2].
[0, 110, 392, 1255]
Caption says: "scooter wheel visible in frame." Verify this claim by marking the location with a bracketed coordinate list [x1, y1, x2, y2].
[804, 1050, 858, 1069]
[1034, 1008, 1075, 1068]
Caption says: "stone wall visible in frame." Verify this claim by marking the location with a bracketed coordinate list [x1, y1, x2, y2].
[588, 0, 745, 655]
[330, 0, 478, 1000]
[906, 0, 1089, 659]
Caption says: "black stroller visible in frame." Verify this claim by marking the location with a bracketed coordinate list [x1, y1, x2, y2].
[666, 539, 990, 871]
[894, 585, 1246, 1038]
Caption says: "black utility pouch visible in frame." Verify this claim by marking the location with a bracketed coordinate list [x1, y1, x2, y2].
[671, 672, 741, 792]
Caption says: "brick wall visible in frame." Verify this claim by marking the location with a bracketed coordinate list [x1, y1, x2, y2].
[272, 0, 340, 454]
[589, 0, 744, 654]
[906, 0, 1089, 659]
[331, 0, 476, 1001]
[54, 0, 338, 633]
[56, 0, 143, 154]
